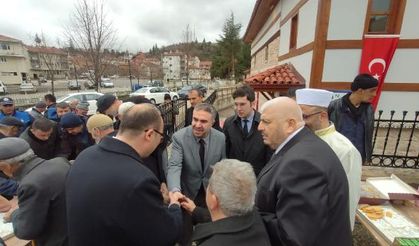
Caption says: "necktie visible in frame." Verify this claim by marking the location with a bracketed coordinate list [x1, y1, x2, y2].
[199, 139, 205, 171]
[243, 119, 249, 136]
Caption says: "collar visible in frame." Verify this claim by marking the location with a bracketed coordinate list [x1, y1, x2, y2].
[315, 123, 336, 137]
[274, 126, 304, 155]
[193, 131, 210, 144]
[192, 210, 258, 242]
[234, 110, 260, 123]
[98, 136, 143, 163]
[14, 156, 45, 181]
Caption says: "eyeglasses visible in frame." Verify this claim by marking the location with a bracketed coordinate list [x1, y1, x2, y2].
[153, 129, 165, 138]
[302, 111, 322, 119]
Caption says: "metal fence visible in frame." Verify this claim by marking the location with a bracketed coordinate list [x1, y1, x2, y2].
[370, 110, 419, 169]
[158, 90, 218, 141]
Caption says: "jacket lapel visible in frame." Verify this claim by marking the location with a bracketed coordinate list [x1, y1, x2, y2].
[186, 127, 203, 173]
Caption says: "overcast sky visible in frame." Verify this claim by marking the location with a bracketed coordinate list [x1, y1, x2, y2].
[0, 0, 255, 53]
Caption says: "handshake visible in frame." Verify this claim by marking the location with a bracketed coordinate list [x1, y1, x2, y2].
[160, 183, 196, 213]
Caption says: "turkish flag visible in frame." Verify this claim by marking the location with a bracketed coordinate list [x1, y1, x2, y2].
[359, 35, 399, 110]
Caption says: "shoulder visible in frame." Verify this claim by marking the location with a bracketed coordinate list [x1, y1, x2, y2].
[211, 128, 225, 140]
[173, 127, 189, 139]
[223, 115, 236, 127]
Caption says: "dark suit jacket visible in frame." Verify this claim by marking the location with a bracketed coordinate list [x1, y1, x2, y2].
[66, 137, 182, 246]
[223, 111, 272, 175]
[192, 209, 271, 246]
[12, 156, 70, 246]
[256, 127, 352, 246]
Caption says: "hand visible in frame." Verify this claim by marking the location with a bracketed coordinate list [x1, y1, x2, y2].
[180, 197, 196, 214]
[160, 183, 170, 204]
[169, 191, 185, 206]
[3, 204, 18, 223]
[0, 196, 11, 213]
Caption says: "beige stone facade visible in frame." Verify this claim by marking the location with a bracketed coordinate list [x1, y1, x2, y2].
[250, 36, 280, 76]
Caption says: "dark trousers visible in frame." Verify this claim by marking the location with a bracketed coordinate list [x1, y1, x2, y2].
[178, 185, 206, 246]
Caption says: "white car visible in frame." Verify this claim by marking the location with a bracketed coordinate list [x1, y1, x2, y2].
[0, 81, 7, 94]
[100, 79, 114, 88]
[19, 82, 37, 93]
[57, 92, 104, 115]
[129, 87, 178, 104]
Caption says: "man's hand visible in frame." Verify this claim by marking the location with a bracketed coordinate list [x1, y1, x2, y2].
[169, 191, 185, 206]
[3, 199, 18, 223]
[180, 197, 196, 214]
[160, 183, 170, 204]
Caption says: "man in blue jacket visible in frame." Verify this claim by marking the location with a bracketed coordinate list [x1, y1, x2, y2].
[0, 97, 33, 131]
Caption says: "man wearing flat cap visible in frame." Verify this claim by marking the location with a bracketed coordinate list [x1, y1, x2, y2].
[328, 73, 378, 163]
[28, 101, 47, 120]
[296, 88, 362, 230]
[96, 94, 121, 129]
[0, 97, 33, 132]
[0, 116, 24, 139]
[59, 113, 94, 160]
[0, 137, 70, 246]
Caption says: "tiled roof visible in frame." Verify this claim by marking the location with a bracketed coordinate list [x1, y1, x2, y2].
[0, 34, 21, 43]
[245, 63, 304, 86]
[26, 45, 67, 55]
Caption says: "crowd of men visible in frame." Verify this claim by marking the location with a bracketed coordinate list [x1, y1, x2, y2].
[0, 73, 378, 246]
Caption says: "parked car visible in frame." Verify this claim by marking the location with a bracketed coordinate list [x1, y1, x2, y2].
[19, 82, 37, 94]
[0, 81, 7, 95]
[177, 84, 207, 99]
[129, 87, 178, 104]
[100, 79, 114, 88]
[84, 80, 95, 89]
[68, 80, 82, 90]
[57, 92, 104, 115]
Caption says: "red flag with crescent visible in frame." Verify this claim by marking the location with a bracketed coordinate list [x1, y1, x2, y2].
[359, 35, 399, 110]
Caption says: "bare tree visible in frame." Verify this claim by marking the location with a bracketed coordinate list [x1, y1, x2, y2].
[32, 33, 68, 95]
[182, 24, 194, 86]
[65, 0, 117, 91]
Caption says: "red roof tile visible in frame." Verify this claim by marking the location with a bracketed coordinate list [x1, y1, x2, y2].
[245, 63, 305, 86]
[25, 45, 67, 55]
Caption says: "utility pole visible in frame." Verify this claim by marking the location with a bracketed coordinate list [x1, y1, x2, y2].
[128, 52, 133, 91]
[74, 65, 79, 92]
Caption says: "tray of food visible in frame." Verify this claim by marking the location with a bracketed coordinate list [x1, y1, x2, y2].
[367, 175, 419, 201]
[358, 204, 419, 244]
[0, 213, 14, 240]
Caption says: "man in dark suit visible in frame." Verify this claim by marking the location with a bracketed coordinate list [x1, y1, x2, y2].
[185, 88, 221, 131]
[223, 85, 271, 175]
[168, 103, 225, 245]
[0, 137, 70, 246]
[66, 104, 183, 246]
[256, 97, 352, 246]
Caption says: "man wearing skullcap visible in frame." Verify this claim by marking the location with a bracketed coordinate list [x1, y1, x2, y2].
[0, 137, 70, 246]
[86, 114, 114, 143]
[328, 73, 378, 162]
[296, 88, 362, 230]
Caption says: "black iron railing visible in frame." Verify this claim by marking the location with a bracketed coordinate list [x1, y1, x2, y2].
[158, 90, 218, 141]
[370, 110, 419, 169]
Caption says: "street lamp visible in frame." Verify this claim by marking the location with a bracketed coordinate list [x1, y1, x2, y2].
[127, 52, 133, 91]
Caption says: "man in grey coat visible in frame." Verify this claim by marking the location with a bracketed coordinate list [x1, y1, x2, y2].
[0, 137, 70, 246]
[167, 103, 226, 245]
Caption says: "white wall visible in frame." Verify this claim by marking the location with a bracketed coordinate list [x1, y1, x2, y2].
[376, 92, 419, 120]
[328, 0, 367, 40]
[400, 0, 419, 39]
[323, 49, 361, 82]
[251, 2, 281, 55]
[386, 49, 419, 82]
[280, 51, 313, 86]
[279, 22, 291, 56]
[297, 0, 318, 47]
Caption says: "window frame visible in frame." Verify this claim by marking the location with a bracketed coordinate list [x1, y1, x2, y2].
[364, 0, 402, 34]
[289, 14, 298, 50]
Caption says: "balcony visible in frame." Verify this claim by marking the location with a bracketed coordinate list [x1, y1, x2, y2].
[0, 50, 25, 57]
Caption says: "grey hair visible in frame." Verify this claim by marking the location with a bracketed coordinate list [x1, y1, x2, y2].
[208, 159, 257, 217]
[1, 149, 35, 165]
[193, 103, 216, 120]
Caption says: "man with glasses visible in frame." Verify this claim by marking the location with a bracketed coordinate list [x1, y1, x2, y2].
[66, 103, 183, 246]
[167, 103, 225, 245]
[0, 97, 33, 132]
[296, 88, 362, 231]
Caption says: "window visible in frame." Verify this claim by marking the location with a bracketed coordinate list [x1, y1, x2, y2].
[0, 57, 6, 63]
[365, 0, 400, 34]
[0, 43, 10, 50]
[85, 93, 101, 101]
[290, 14, 298, 50]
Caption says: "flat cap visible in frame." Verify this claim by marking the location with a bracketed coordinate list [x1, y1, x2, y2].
[35, 101, 47, 108]
[0, 137, 30, 161]
[0, 97, 14, 105]
[86, 114, 113, 132]
[76, 101, 90, 111]
[60, 113, 83, 128]
[0, 116, 24, 127]
[96, 94, 116, 114]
